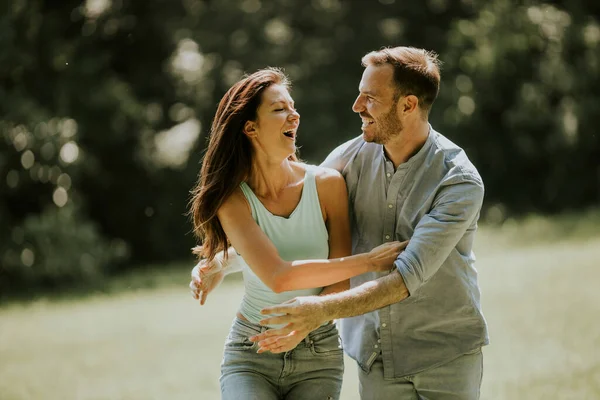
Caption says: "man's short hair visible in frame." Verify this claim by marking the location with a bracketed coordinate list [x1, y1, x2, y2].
[362, 46, 441, 112]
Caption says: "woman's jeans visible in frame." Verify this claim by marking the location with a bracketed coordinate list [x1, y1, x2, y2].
[220, 317, 344, 400]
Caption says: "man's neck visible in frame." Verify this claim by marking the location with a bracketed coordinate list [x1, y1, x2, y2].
[383, 121, 430, 169]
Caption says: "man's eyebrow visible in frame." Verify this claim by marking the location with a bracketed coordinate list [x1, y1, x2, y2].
[360, 89, 377, 96]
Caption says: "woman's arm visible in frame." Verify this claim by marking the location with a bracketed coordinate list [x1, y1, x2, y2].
[253, 169, 352, 353]
[217, 169, 405, 293]
[192, 168, 351, 304]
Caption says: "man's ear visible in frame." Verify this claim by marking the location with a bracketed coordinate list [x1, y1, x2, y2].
[401, 95, 419, 114]
[243, 120, 257, 138]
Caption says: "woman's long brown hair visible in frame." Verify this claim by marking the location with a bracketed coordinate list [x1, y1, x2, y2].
[189, 68, 291, 262]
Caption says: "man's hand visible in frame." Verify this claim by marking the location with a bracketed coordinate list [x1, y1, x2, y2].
[249, 296, 330, 352]
[189, 260, 225, 305]
[254, 327, 310, 354]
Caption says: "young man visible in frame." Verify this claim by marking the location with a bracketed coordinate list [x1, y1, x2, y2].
[192, 46, 488, 399]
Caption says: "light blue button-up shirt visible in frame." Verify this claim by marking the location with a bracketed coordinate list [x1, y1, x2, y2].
[322, 128, 489, 378]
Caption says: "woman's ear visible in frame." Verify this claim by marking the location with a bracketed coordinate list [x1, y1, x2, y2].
[243, 120, 257, 138]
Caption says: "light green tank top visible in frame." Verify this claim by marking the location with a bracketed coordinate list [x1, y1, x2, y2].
[237, 164, 329, 327]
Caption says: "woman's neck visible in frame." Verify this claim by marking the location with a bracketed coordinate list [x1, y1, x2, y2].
[248, 155, 296, 200]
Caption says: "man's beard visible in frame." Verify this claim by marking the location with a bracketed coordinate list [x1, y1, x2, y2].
[366, 107, 403, 145]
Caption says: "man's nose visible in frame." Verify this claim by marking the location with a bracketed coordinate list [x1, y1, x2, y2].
[352, 96, 363, 113]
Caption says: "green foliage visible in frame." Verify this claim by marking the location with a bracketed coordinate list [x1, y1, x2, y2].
[0, 204, 128, 296]
[437, 0, 600, 214]
[1, 0, 195, 270]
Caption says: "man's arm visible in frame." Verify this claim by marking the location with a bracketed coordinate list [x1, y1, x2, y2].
[252, 176, 484, 349]
[254, 270, 407, 343]
[321, 269, 407, 318]
[393, 177, 484, 297]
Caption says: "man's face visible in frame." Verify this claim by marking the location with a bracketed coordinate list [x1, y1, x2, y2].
[352, 65, 403, 144]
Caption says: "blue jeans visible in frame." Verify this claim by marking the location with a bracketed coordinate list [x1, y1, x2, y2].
[359, 348, 483, 400]
[220, 317, 344, 400]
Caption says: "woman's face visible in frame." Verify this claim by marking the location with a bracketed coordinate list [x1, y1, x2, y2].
[246, 84, 300, 160]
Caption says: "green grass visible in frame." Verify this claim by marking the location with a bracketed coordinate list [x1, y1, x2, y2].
[1, 214, 600, 400]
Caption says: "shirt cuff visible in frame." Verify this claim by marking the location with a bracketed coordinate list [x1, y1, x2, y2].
[393, 252, 422, 298]
[225, 248, 246, 274]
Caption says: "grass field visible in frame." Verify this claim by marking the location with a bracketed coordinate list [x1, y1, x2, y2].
[1, 212, 600, 399]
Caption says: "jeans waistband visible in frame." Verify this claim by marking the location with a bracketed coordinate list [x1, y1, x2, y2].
[232, 317, 337, 346]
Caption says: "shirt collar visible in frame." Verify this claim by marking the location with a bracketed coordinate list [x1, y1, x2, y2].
[380, 124, 434, 170]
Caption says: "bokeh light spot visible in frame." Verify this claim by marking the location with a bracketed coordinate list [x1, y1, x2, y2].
[61, 119, 78, 138]
[53, 187, 69, 207]
[21, 248, 35, 267]
[21, 150, 35, 169]
[60, 141, 80, 164]
[378, 18, 404, 40]
[455, 75, 473, 93]
[57, 173, 72, 190]
[13, 131, 28, 151]
[240, 0, 261, 13]
[264, 19, 293, 45]
[84, 0, 111, 19]
[41, 142, 56, 160]
[458, 96, 476, 115]
[6, 170, 19, 188]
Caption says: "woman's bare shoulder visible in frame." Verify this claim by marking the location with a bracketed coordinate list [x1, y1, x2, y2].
[292, 162, 344, 182]
[311, 164, 345, 185]
[306, 164, 347, 204]
[218, 186, 251, 215]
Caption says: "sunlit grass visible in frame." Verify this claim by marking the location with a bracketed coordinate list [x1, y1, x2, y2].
[1, 213, 599, 399]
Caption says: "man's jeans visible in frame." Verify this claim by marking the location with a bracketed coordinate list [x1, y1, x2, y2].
[359, 348, 483, 400]
[220, 317, 344, 400]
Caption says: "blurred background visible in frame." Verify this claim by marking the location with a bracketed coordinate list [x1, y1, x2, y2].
[1, 0, 599, 399]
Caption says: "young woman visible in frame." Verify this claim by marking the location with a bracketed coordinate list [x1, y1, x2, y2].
[189, 68, 405, 400]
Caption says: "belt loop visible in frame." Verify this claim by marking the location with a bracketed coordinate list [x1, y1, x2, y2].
[304, 334, 311, 346]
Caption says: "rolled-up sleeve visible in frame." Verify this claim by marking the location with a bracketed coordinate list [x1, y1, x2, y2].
[394, 175, 484, 297]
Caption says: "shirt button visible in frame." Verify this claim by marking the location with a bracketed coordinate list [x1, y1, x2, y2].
[374, 344, 379, 349]
[382, 323, 387, 328]
[377, 339, 381, 343]
[388, 204, 393, 209]
[385, 235, 390, 240]
[386, 173, 391, 178]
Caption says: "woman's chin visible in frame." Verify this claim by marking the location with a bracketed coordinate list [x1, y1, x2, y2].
[283, 142, 296, 155]
[269, 145, 296, 162]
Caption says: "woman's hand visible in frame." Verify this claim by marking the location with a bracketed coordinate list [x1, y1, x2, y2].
[367, 240, 409, 272]
[190, 260, 226, 305]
